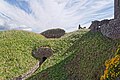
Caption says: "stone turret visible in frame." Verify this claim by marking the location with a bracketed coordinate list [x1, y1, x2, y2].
[114, 0, 120, 19]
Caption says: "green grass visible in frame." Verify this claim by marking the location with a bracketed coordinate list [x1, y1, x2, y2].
[0, 30, 88, 80]
[28, 31, 120, 80]
[0, 30, 45, 79]
[1, 29, 119, 80]
[0, 30, 61, 79]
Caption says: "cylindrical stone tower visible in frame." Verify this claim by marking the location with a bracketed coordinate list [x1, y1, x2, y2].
[114, 0, 120, 19]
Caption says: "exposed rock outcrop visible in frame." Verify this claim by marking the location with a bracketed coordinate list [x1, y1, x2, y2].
[41, 28, 65, 38]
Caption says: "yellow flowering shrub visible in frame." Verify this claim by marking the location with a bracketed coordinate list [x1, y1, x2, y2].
[115, 47, 120, 55]
[100, 48, 120, 80]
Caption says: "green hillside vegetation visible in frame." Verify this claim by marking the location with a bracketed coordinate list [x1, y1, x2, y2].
[28, 31, 120, 80]
[0, 30, 64, 79]
[0, 30, 44, 79]
[0, 30, 88, 80]
[0, 29, 120, 80]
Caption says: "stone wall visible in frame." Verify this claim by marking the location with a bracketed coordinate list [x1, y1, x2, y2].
[32, 47, 53, 61]
[89, 20, 100, 32]
[89, 19, 110, 32]
[114, 0, 120, 19]
[89, 0, 120, 39]
[100, 0, 120, 39]
[99, 19, 110, 26]
[101, 19, 120, 39]
[89, 18, 120, 39]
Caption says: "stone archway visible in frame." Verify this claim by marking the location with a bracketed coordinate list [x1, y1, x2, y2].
[32, 46, 53, 64]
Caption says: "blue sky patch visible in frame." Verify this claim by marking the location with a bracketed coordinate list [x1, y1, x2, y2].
[5, 0, 32, 14]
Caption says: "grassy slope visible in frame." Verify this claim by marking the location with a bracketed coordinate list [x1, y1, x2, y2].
[28, 31, 120, 80]
[27, 29, 88, 77]
[1, 29, 119, 80]
[0, 30, 45, 79]
[0, 30, 87, 80]
[0, 30, 66, 79]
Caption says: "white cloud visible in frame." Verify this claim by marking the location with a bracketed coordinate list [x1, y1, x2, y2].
[0, 0, 113, 32]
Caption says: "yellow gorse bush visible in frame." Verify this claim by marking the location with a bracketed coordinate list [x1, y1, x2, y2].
[100, 48, 120, 80]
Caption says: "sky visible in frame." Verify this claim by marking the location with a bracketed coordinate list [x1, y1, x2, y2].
[0, 0, 114, 32]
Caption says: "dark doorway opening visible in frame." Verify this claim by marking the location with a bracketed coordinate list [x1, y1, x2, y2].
[42, 57, 47, 62]
[39, 57, 47, 65]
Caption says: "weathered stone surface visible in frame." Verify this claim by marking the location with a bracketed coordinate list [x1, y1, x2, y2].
[101, 19, 120, 39]
[89, 19, 110, 32]
[89, 20, 100, 32]
[32, 47, 53, 61]
[100, 0, 120, 39]
[41, 28, 65, 38]
[90, 0, 120, 39]
[89, 18, 120, 39]
[100, 19, 112, 36]
[100, 19, 110, 26]
[114, 0, 120, 19]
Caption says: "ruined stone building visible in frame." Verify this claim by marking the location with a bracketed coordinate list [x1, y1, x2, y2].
[89, 0, 120, 39]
